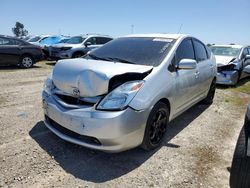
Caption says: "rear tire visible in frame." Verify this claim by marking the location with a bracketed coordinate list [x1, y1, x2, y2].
[230, 126, 250, 188]
[202, 79, 216, 105]
[19, 55, 34, 68]
[141, 102, 169, 151]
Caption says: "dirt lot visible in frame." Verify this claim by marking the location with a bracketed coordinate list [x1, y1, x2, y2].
[0, 61, 250, 188]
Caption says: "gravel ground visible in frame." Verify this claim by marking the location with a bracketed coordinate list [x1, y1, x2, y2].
[0, 61, 250, 188]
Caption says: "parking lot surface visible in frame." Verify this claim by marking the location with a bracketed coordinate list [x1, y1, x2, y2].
[0, 61, 250, 187]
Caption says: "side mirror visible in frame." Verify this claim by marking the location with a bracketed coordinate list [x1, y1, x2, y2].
[245, 55, 250, 60]
[243, 65, 250, 74]
[177, 59, 197, 70]
[84, 42, 92, 47]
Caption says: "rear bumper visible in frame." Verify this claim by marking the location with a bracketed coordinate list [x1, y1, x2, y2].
[216, 70, 239, 85]
[42, 91, 149, 152]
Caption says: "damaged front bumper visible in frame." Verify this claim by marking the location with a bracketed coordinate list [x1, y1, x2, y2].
[42, 91, 149, 152]
[216, 64, 239, 85]
[216, 70, 239, 85]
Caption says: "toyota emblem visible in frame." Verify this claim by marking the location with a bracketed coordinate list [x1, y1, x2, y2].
[72, 88, 80, 97]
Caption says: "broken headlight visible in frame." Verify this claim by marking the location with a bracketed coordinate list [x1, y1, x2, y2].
[97, 80, 144, 110]
[43, 74, 55, 95]
[217, 64, 236, 72]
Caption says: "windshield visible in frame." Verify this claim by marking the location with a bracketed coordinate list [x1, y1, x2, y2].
[210, 46, 241, 57]
[28, 36, 41, 42]
[40, 37, 61, 45]
[66, 36, 85, 44]
[87, 37, 175, 66]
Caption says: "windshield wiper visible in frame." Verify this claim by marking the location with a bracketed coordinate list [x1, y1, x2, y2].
[87, 54, 112, 62]
[103, 57, 135, 64]
[88, 54, 135, 64]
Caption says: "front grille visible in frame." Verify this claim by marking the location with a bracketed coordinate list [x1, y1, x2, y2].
[45, 115, 101, 146]
[55, 94, 95, 106]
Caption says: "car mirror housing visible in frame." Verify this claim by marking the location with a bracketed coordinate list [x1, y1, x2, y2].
[177, 59, 197, 70]
[84, 42, 92, 47]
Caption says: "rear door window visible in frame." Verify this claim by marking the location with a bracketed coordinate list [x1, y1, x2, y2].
[0, 38, 15, 45]
[96, 37, 112, 44]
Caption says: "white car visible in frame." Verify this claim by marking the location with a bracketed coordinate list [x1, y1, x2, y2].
[48, 34, 113, 60]
[210, 45, 250, 85]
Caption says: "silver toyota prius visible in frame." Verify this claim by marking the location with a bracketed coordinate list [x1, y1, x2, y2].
[42, 34, 217, 152]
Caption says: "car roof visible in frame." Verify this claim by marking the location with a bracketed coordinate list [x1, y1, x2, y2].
[70, 34, 112, 38]
[211, 44, 244, 48]
[123, 33, 188, 40]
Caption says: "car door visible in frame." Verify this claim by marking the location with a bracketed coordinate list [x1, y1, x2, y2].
[192, 38, 214, 97]
[0, 37, 21, 65]
[172, 38, 200, 113]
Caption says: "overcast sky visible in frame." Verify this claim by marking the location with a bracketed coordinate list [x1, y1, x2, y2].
[0, 0, 249, 45]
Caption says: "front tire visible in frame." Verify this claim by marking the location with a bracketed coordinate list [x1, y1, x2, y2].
[141, 102, 169, 151]
[230, 126, 250, 188]
[202, 79, 216, 104]
[19, 55, 34, 68]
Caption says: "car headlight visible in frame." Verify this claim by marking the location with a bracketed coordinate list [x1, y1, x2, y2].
[43, 74, 55, 95]
[97, 80, 144, 110]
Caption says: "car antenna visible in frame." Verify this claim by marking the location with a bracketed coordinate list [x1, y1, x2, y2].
[177, 24, 183, 34]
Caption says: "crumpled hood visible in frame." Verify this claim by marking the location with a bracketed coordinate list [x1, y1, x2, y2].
[215, 55, 236, 67]
[52, 58, 153, 97]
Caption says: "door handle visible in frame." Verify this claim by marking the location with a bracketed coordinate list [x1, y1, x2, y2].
[195, 71, 200, 78]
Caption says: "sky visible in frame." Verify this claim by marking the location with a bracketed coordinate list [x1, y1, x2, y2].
[0, 0, 249, 45]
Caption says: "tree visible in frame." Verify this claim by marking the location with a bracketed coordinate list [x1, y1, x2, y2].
[12, 22, 28, 37]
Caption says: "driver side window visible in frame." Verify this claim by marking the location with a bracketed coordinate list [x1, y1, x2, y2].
[176, 39, 195, 64]
[242, 48, 249, 59]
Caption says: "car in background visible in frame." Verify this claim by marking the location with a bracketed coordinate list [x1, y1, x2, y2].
[48, 34, 113, 60]
[28, 35, 69, 58]
[42, 34, 216, 152]
[0, 35, 43, 68]
[230, 102, 250, 187]
[210, 45, 250, 85]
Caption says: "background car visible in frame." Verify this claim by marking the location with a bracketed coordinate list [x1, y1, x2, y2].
[28, 35, 69, 59]
[48, 34, 113, 60]
[0, 35, 44, 68]
[210, 45, 250, 85]
[230, 102, 250, 187]
[42, 34, 217, 152]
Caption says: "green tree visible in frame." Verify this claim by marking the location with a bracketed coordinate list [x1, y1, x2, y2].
[12, 22, 28, 37]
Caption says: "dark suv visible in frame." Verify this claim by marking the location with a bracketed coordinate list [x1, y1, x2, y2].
[0, 35, 44, 68]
